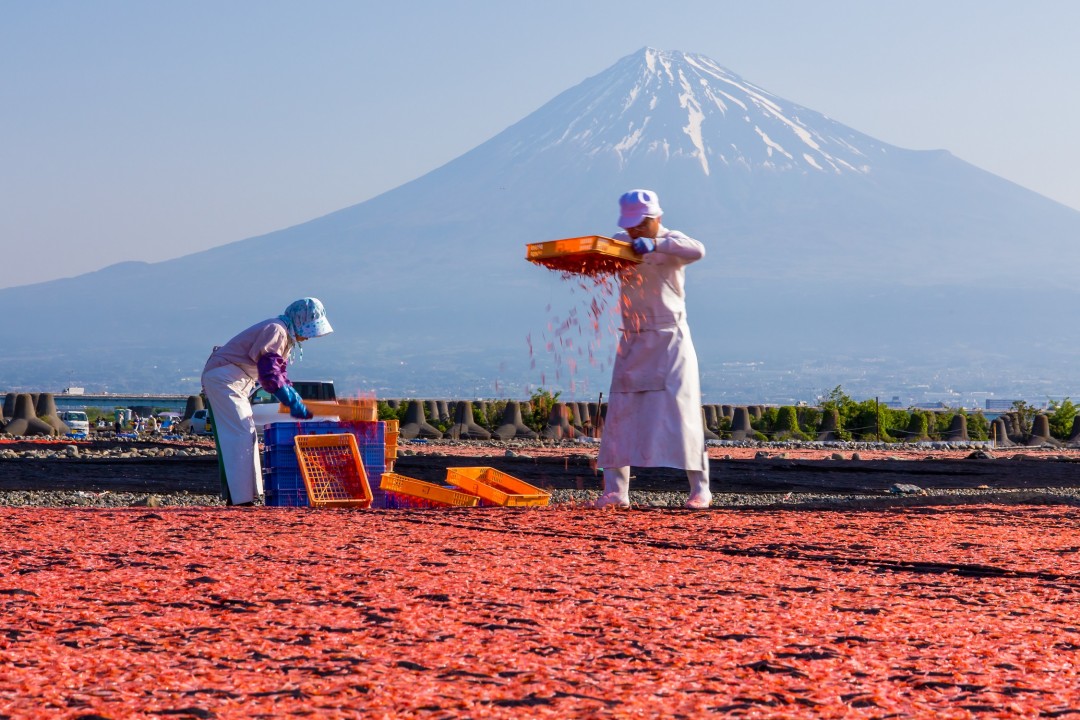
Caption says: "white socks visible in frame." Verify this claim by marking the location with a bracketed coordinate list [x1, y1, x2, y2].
[595, 466, 631, 508]
[686, 469, 712, 509]
[595, 467, 712, 509]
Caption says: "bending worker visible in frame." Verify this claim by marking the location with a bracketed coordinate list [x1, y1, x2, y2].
[596, 190, 712, 509]
[202, 297, 333, 505]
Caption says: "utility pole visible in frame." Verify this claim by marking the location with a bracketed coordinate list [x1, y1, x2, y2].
[875, 396, 881, 442]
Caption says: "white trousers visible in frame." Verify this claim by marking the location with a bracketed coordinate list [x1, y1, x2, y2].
[201, 364, 261, 505]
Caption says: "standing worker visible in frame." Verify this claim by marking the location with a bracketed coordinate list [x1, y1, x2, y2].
[202, 297, 333, 506]
[595, 190, 712, 509]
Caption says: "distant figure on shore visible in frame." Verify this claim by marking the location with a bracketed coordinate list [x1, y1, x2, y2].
[201, 298, 333, 506]
[595, 189, 711, 510]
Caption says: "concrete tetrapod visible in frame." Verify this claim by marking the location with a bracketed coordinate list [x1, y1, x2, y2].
[702, 408, 720, 441]
[492, 401, 538, 440]
[174, 395, 204, 433]
[817, 408, 841, 441]
[703, 405, 720, 433]
[399, 400, 443, 440]
[728, 406, 756, 441]
[2, 392, 16, 422]
[541, 402, 575, 440]
[4, 393, 56, 436]
[569, 402, 589, 435]
[425, 400, 440, 426]
[449, 400, 491, 440]
[1026, 414, 1061, 447]
[1002, 413, 1026, 444]
[436, 400, 451, 424]
[991, 418, 1015, 447]
[943, 413, 969, 442]
[1066, 416, 1080, 447]
[35, 393, 70, 435]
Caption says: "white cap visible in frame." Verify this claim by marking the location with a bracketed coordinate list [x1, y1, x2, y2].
[617, 189, 663, 229]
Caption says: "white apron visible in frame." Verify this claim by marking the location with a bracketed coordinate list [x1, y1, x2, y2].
[597, 227, 707, 472]
[201, 363, 262, 504]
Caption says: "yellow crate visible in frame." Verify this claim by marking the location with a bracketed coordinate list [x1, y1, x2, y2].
[445, 466, 551, 507]
[380, 472, 480, 508]
[293, 433, 373, 508]
[525, 235, 641, 275]
[384, 419, 399, 461]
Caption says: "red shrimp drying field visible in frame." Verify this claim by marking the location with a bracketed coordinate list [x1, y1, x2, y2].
[3, 505, 1079, 718]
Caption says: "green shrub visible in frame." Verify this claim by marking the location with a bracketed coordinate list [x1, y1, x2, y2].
[903, 411, 929, 442]
[773, 406, 810, 441]
[523, 388, 560, 433]
[966, 411, 990, 441]
[1047, 398, 1077, 440]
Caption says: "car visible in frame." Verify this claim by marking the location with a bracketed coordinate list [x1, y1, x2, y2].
[188, 409, 213, 435]
[249, 380, 339, 436]
[60, 410, 90, 435]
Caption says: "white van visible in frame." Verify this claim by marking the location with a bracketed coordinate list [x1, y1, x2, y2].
[188, 409, 213, 435]
[60, 411, 90, 435]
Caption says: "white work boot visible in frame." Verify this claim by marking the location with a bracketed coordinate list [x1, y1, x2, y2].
[686, 469, 712, 509]
[595, 466, 631, 509]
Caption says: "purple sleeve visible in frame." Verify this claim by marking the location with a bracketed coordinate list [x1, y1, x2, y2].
[256, 352, 290, 393]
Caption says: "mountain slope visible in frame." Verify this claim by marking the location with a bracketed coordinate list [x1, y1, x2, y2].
[4, 47, 1080, 399]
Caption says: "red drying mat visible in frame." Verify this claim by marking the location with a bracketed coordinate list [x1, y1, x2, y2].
[293, 433, 373, 508]
[525, 235, 641, 276]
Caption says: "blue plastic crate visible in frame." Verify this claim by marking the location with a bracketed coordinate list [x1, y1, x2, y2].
[264, 420, 384, 451]
[263, 461, 386, 508]
[262, 420, 387, 507]
[266, 486, 310, 508]
[263, 420, 342, 446]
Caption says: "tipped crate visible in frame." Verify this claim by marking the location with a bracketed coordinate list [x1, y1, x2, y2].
[445, 466, 551, 507]
[293, 433, 373, 508]
[380, 472, 480, 509]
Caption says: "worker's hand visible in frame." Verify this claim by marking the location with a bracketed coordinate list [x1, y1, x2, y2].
[272, 385, 312, 419]
[289, 401, 313, 420]
[632, 237, 656, 254]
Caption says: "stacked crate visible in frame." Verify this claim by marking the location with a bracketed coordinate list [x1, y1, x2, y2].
[263, 420, 386, 507]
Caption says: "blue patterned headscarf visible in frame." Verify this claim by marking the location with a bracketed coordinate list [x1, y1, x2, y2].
[278, 297, 333, 362]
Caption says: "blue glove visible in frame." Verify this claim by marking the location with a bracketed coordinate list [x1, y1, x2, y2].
[272, 385, 312, 419]
[632, 237, 656, 254]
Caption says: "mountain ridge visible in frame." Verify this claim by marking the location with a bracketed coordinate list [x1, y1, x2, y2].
[4, 47, 1080, 402]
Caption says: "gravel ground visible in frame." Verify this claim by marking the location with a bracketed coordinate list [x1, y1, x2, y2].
[3, 435, 1079, 509]
[4, 486, 1080, 511]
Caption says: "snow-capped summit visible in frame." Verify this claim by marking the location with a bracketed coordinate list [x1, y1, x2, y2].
[524, 47, 882, 177]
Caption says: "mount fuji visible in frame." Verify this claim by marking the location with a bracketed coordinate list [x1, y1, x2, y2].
[5, 48, 1080, 402]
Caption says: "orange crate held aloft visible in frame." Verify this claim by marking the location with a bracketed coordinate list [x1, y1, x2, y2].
[525, 235, 641, 275]
[379, 472, 480, 508]
[445, 466, 551, 507]
[292, 433, 373, 508]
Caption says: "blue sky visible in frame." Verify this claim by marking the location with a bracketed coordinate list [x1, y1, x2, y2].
[3, 0, 1078, 288]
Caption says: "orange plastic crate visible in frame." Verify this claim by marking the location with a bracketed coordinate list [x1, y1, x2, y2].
[525, 235, 641, 275]
[277, 399, 378, 422]
[379, 472, 480, 508]
[445, 466, 551, 507]
[293, 433, 373, 508]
